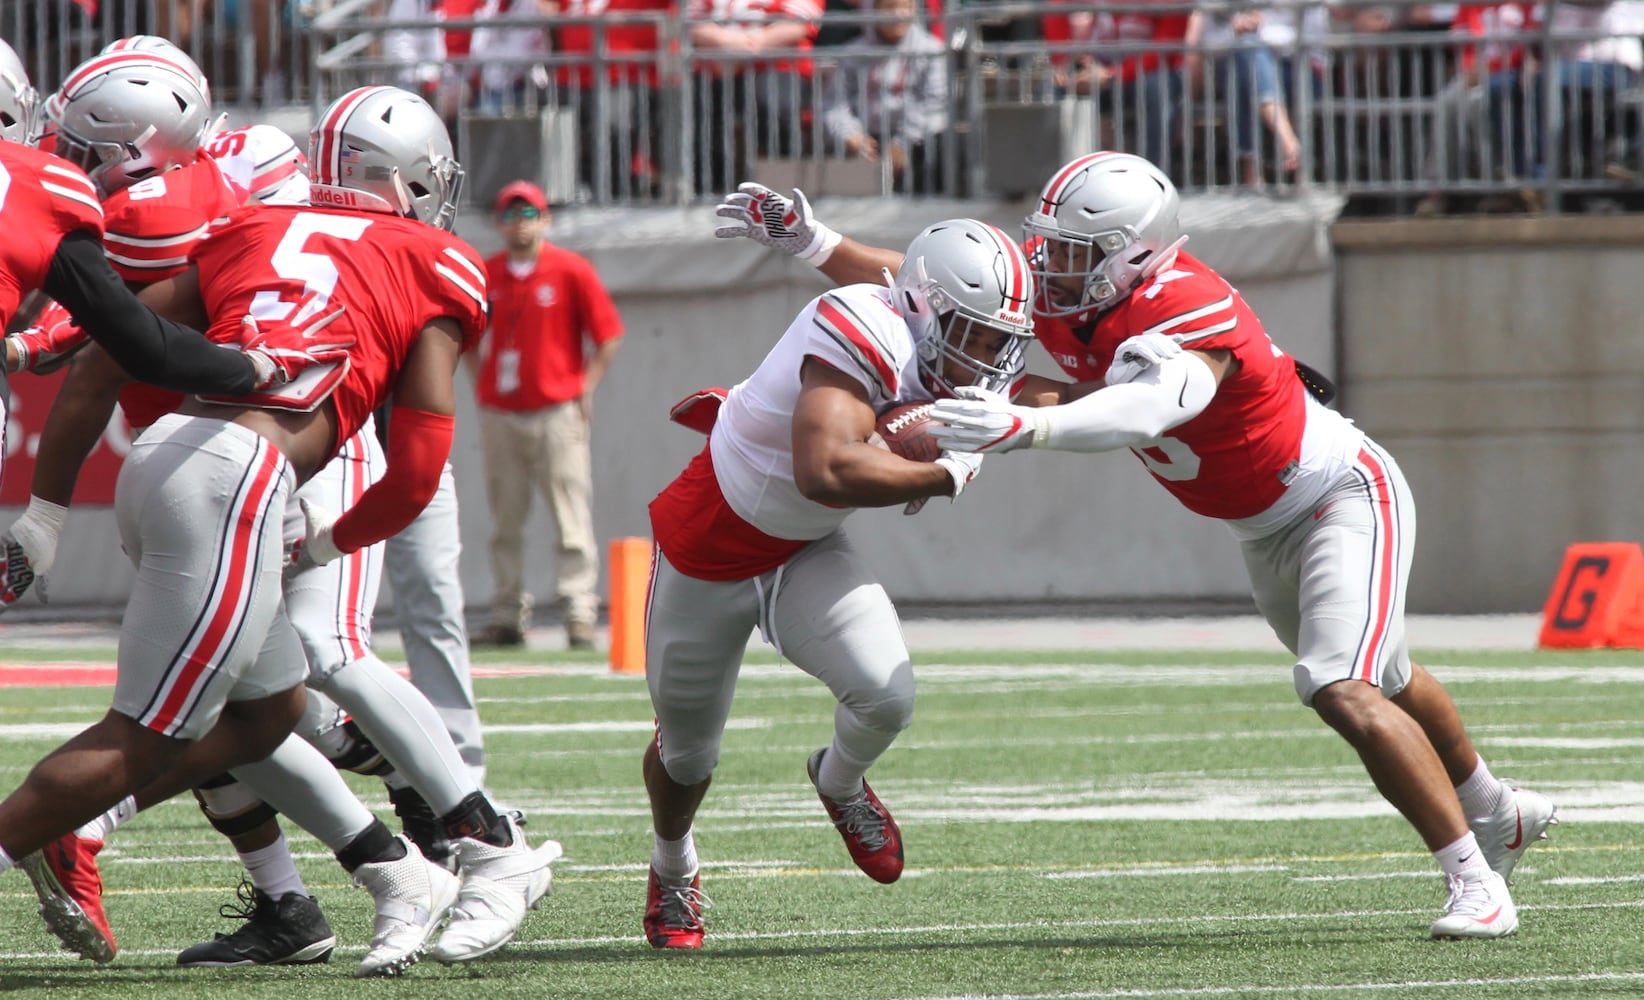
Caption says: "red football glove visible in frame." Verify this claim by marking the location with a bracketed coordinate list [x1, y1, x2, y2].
[7, 301, 89, 375]
[239, 296, 353, 390]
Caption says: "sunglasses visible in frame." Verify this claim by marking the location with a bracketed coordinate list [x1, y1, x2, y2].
[499, 206, 542, 222]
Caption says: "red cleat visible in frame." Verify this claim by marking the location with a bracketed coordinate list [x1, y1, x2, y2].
[19, 832, 116, 962]
[644, 868, 710, 950]
[807, 748, 904, 884]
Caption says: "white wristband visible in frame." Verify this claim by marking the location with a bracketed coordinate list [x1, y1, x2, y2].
[19, 495, 68, 536]
[798, 224, 842, 267]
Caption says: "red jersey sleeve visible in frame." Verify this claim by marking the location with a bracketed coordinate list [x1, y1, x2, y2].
[572, 254, 623, 346]
[101, 157, 237, 283]
[422, 234, 490, 351]
[0, 146, 104, 327]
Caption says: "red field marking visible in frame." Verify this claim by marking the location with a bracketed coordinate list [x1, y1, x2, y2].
[0, 662, 565, 688]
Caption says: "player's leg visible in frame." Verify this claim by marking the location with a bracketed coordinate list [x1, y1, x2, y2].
[478, 407, 534, 645]
[6, 418, 299, 962]
[1277, 441, 1515, 939]
[285, 435, 558, 964]
[770, 531, 913, 885]
[540, 402, 600, 648]
[384, 462, 486, 785]
[642, 548, 759, 948]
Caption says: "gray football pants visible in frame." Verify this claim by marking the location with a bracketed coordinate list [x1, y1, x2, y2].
[647, 530, 916, 787]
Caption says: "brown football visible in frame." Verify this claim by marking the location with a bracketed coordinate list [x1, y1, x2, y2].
[872, 402, 941, 463]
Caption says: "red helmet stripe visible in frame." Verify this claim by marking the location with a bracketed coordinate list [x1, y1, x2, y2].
[58, 52, 180, 96]
[315, 86, 390, 187]
[1038, 151, 1123, 214]
[983, 222, 1027, 311]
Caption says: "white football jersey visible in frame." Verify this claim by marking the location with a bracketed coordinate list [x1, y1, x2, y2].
[710, 282, 932, 540]
[204, 124, 311, 206]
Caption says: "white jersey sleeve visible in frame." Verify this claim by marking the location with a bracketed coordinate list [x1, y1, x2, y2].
[803, 284, 919, 409]
[205, 124, 312, 206]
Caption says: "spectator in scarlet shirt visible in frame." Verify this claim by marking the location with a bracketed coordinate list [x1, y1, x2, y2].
[556, 0, 672, 199]
[471, 181, 624, 650]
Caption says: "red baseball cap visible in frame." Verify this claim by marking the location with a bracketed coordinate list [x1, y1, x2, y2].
[494, 180, 549, 214]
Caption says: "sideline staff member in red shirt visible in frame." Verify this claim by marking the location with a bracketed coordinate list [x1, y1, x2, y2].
[472, 180, 624, 649]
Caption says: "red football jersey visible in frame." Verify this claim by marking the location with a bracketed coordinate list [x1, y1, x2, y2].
[0, 144, 104, 329]
[101, 151, 239, 284]
[99, 152, 241, 429]
[189, 205, 489, 459]
[1031, 250, 1307, 521]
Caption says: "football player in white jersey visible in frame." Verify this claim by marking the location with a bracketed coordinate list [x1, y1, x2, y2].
[641, 218, 1034, 949]
[716, 157, 1556, 942]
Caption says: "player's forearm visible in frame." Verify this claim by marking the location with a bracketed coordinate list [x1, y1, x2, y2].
[31, 362, 124, 507]
[818, 238, 905, 288]
[43, 233, 257, 396]
[1036, 355, 1216, 452]
[795, 441, 952, 507]
[331, 407, 453, 554]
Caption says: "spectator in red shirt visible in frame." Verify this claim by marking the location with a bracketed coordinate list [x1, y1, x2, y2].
[555, 0, 673, 199]
[472, 181, 624, 649]
[687, 0, 824, 194]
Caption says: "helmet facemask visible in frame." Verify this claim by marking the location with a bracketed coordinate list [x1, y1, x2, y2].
[1024, 211, 1144, 318]
[0, 77, 37, 145]
[49, 124, 157, 193]
[903, 255, 1033, 396]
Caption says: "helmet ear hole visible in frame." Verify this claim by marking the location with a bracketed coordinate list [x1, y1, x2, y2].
[902, 290, 919, 313]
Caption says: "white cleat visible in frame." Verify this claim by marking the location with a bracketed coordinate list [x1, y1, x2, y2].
[1430, 869, 1519, 940]
[1471, 781, 1558, 883]
[430, 817, 562, 964]
[351, 837, 461, 978]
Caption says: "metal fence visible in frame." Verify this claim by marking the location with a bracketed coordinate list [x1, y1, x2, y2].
[7, 0, 1644, 212]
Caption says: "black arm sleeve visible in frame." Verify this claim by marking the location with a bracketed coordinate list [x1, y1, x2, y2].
[41, 231, 257, 396]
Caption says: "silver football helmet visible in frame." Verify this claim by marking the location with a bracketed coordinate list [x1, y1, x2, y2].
[43, 52, 213, 195]
[100, 35, 211, 104]
[0, 40, 37, 144]
[309, 86, 463, 231]
[891, 219, 1035, 395]
[1023, 151, 1186, 318]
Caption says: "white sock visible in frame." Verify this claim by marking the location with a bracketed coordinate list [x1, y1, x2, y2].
[0, 846, 13, 874]
[816, 744, 868, 803]
[242, 831, 309, 899]
[1454, 756, 1507, 821]
[652, 829, 698, 882]
[1434, 831, 1490, 877]
[75, 795, 138, 841]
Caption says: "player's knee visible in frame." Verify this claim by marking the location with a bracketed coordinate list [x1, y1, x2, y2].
[1310, 678, 1390, 743]
[658, 743, 719, 787]
[842, 660, 916, 735]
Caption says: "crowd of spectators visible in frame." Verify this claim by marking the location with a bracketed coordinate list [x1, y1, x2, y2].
[8, 0, 1644, 210]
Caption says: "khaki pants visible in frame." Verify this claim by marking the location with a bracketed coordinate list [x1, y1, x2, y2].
[479, 403, 599, 630]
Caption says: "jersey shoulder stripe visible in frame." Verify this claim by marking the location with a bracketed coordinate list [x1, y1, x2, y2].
[813, 290, 900, 397]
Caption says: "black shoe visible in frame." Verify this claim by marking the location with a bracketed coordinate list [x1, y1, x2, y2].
[176, 879, 336, 967]
[388, 784, 454, 870]
[474, 624, 525, 648]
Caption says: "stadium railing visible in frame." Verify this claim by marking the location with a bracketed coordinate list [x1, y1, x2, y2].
[5, 0, 1642, 213]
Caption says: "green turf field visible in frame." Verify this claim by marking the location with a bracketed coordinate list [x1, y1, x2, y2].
[0, 646, 1640, 998]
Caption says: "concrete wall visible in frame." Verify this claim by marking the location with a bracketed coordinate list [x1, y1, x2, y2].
[1333, 215, 1644, 613]
[6, 193, 1340, 616]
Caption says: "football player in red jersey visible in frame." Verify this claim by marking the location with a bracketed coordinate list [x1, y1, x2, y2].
[0, 42, 325, 417]
[716, 155, 1554, 942]
[0, 85, 555, 976]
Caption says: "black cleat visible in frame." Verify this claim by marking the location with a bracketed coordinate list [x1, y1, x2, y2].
[176, 879, 336, 967]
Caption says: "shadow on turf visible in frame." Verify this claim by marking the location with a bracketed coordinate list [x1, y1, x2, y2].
[451, 921, 1417, 966]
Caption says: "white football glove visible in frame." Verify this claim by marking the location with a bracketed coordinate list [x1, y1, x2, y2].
[928, 386, 1046, 454]
[1105, 332, 1184, 386]
[289, 498, 344, 571]
[0, 497, 68, 609]
[903, 450, 985, 515]
[713, 182, 842, 265]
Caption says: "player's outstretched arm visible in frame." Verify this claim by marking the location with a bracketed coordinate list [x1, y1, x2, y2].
[932, 353, 1223, 455]
[791, 358, 971, 508]
[297, 319, 463, 568]
[713, 182, 905, 287]
[42, 232, 259, 397]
